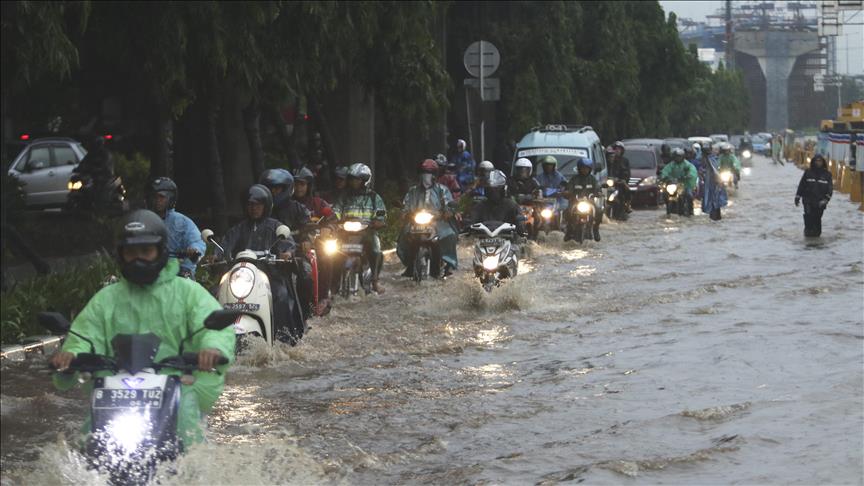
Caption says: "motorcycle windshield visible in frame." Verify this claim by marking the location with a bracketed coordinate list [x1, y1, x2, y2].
[111, 334, 161, 374]
[542, 187, 558, 197]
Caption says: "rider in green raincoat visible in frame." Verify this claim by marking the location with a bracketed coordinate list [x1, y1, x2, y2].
[51, 210, 234, 446]
[397, 159, 458, 277]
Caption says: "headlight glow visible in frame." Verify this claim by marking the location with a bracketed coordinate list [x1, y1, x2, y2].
[605, 179, 614, 187]
[720, 171, 733, 183]
[323, 239, 338, 255]
[68, 180, 83, 190]
[343, 221, 363, 232]
[229, 267, 255, 299]
[742, 150, 751, 158]
[482, 255, 499, 271]
[608, 193, 617, 202]
[413, 211, 433, 225]
[540, 208, 553, 219]
[104, 411, 149, 455]
[639, 176, 657, 187]
[576, 201, 592, 214]
[742, 167, 751, 176]
[666, 184, 678, 195]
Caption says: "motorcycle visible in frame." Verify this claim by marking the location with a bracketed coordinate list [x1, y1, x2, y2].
[405, 209, 440, 282]
[38, 309, 241, 486]
[719, 169, 738, 190]
[604, 178, 629, 221]
[468, 221, 518, 293]
[566, 196, 597, 244]
[660, 180, 693, 216]
[296, 216, 330, 316]
[325, 211, 385, 298]
[66, 172, 128, 215]
[200, 225, 307, 347]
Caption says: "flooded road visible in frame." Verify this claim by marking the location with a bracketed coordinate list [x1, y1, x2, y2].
[3, 155, 863, 485]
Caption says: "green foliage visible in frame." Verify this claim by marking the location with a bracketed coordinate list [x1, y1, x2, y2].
[114, 152, 152, 202]
[1, 252, 117, 343]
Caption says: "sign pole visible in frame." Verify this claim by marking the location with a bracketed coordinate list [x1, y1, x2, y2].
[479, 41, 485, 162]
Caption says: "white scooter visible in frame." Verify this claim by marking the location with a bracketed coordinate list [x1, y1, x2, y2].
[467, 221, 519, 293]
[201, 226, 307, 348]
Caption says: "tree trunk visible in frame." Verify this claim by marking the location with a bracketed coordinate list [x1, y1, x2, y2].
[152, 111, 174, 178]
[243, 100, 265, 179]
[264, 103, 301, 171]
[206, 100, 228, 234]
[308, 96, 339, 184]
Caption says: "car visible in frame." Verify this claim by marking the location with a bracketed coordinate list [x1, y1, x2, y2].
[664, 138, 691, 153]
[751, 133, 771, 155]
[6, 137, 87, 208]
[511, 124, 607, 180]
[620, 142, 663, 207]
[709, 134, 729, 144]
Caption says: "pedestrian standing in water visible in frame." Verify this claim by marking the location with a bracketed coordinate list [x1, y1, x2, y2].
[795, 154, 832, 237]
[701, 149, 727, 221]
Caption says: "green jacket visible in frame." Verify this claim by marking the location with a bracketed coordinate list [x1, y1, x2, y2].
[660, 160, 699, 191]
[333, 190, 387, 223]
[718, 153, 741, 172]
[55, 258, 233, 443]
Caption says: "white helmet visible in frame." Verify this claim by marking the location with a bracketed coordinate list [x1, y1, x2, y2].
[671, 147, 685, 157]
[692, 143, 701, 151]
[514, 158, 532, 169]
[456, 139, 467, 151]
[347, 163, 372, 187]
[478, 160, 494, 171]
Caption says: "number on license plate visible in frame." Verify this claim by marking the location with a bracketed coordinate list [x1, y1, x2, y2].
[224, 302, 260, 311]
[480, 238, 502, 246]
[93, 388, 163, 409]
[342, 244, 363, 253]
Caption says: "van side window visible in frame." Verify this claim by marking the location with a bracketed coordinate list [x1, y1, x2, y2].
[593, 144, 606, 173]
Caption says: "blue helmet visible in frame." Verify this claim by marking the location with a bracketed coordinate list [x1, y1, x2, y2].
[576, 157, 594, 170]
[258, 169, 294, 204]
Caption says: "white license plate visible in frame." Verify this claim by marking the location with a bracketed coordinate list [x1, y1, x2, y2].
[342, 244, 363, 253]
[93, 388, 163, 409]
[223, 302, 260, 311]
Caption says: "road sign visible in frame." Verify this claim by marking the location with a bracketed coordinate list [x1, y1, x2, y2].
[463, 41, 501, 78]
[464, 77, 501, 101]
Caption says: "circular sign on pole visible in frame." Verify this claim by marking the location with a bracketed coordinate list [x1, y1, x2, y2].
[463, 40, 501, 78]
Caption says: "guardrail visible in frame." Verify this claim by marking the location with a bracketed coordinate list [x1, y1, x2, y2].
[1, 335, 63, 361]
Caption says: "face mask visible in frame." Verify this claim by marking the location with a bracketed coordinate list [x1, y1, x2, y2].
[120, 252, 167, 285]
[421, 173, 434, 188]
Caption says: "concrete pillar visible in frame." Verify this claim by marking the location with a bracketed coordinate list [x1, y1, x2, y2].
[735, 31, 819, 131]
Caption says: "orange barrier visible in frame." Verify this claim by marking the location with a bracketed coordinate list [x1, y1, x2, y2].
[850, 170, 862, 204]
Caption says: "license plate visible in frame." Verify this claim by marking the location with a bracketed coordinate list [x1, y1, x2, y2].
[93, 388, 163, 409]
[223, 302, 260, 311]
[410, 225, 431, 233]
[342, 243, 363, 253]
[480, 238, 503, 246]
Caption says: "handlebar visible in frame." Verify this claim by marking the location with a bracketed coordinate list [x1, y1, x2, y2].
[51, 352, 228, 374]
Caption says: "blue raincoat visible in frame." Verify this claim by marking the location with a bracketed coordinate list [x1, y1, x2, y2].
[397, 183, 458, 269]
[164, 209, 207, 276]
[701, 158, 728, 215]
[450, 151, 476, 190]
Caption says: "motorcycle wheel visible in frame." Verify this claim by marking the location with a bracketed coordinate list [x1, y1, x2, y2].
[666, 200, 674, 215]
[340, 271, 351, 299]
[574, 222, 584, 243]
[413, 247, 428, 283]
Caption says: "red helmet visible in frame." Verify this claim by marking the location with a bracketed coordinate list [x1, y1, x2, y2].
[420, 158, 439, 174]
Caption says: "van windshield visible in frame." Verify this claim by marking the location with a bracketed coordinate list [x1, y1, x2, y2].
[515, 147, 590, 176]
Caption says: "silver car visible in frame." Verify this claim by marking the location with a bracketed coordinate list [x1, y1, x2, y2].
[7, 138, 87, 208]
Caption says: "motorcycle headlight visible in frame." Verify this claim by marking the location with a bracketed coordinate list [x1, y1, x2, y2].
[482, 255, 499, 271]
[639, 176, 657, 187]
[720, 171, 733, 183]
[540, 208, 553, 219]
[742, 167, 751, 176]
[576, 201, 592, 214]
[608, 193, 617, 202]
[343, 221, 363, 232]
[323, 239, 338, 255]
[68, 180, 83, 191]
[413, 211, 433, 225]
[666, 184, 678, 195]
[105, 411, 149, 454]
[742, 150, 751, 158]
[229, 267, 255, 299]
[605, 179, 615, 187]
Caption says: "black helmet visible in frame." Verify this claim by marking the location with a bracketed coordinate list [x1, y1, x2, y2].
[116, 209, 169, 285]
[258, 169, 294, 199]
[246, 184, 273, 219]
[148, 177, 178, 209]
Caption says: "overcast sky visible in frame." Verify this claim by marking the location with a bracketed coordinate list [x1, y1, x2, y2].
[658, 1, 863, 75]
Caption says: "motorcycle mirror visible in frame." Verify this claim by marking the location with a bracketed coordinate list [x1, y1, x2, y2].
[275, 225, 291, 240]
[201, 229, 214, 242]
[203, 309, 244, 331]
[37, 312, 96, 353]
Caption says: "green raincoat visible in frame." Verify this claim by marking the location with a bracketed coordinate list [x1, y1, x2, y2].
[54, 258, 234, 444]
[660, 160, 699, 191]
[396, 183, 458, 269]
[718, 153, 741, 173]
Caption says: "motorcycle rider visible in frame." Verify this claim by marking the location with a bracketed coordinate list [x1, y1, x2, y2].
[468, 169, 526, 236]
[397, 159, 458, 278]
[659, 143, 672, 173]
[146, 177, 206, 278]
[660, 147, 699, 215]
[294, 166, 336, 313]
[216, 185, 306, 344]
[259, 168, 311, 230]
[535, 155, 566, 196]
[563, 157, 602, 242]
[436, 154, 462, 201]
[795, 154, 833, 237]
[49, 209, 234, 445]
[718, 143, 741, 188]
[509, 157, 540, 200]
[332, 163, 387, 294]
[608, 141, 632, 211]
[321, 165, 349, 205]
[450, 139, 477, 192]
[465, 160, 495, 199]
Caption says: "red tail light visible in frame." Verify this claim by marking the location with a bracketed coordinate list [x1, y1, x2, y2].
[103, 134, 113, 140]
[20, 133, 30, 141]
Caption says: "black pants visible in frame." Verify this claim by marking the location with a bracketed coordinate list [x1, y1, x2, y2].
[403, 239, 443, 277]
[270, 271, 306, 345]
[803, 204, 824, 237]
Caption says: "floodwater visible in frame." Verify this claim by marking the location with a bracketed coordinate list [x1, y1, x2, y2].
[2, 155, 863, 485]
